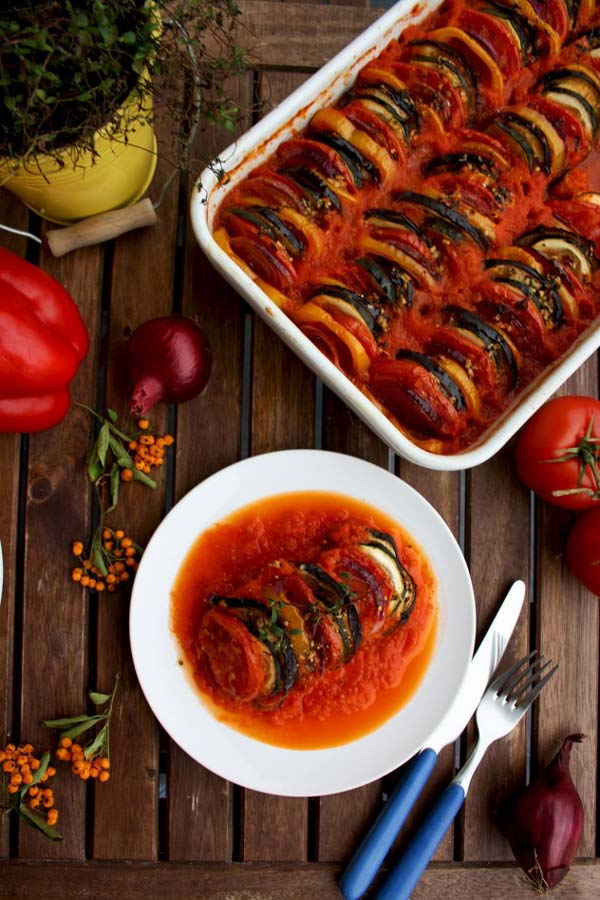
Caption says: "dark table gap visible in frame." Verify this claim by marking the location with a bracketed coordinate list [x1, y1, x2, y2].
[314, 380, 324, 450]
[233, 785, 243, 861]
[525, 491, 537, 786]
[240, 312, 254, 460]
[453, 468, 469, 862]
[307, 797, 320, 862]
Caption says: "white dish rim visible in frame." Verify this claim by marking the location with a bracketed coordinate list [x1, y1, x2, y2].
[190, 0, 600, 472]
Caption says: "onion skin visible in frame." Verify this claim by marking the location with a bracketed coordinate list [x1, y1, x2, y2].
[127, 316, 212, 416]
[507, 734, 585, 892]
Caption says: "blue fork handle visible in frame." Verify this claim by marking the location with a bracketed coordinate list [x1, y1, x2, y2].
[340, 748, 438, 900]
[374, 781, 466, 900]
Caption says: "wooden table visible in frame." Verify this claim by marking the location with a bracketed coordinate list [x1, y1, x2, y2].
[1, 2, 599, 897]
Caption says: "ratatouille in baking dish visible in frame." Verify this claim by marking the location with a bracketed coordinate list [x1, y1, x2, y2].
[214, 0, 600, 454]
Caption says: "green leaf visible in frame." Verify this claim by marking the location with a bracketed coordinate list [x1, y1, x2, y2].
[18, 804, 62, 841]
[43, 714, 95, 729]
[108, 463, 119, 513]
[132, 468, 157, 489]
[107, 408, 118, 424]
[28, 751, 51, 789]
[87, 459, 104, 482]
[97, 423, 110, 467]
[108, 435, 133, 469]
[84, 723, 108, 759]
[89, 691, 111, 706]
[89, 534, 108, 578]
[61, 716, 105, 741]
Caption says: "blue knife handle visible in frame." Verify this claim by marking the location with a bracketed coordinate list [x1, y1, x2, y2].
[374, 781, 465, 900]
[340, 747, 438, 900]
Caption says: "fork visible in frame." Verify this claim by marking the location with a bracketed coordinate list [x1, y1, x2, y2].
[374, 650, 558, 900]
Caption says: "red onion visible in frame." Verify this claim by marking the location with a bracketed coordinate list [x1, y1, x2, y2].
[127, 316, 212, 416]
[506, 733, 585, 893]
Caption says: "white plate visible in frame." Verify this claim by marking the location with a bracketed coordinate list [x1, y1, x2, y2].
[130, 450, 475, 796]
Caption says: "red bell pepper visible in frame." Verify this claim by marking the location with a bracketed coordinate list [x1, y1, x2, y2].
[0, 247, 89, 433]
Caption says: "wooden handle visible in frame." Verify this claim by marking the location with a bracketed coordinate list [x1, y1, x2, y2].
[46, 198, 158, 257]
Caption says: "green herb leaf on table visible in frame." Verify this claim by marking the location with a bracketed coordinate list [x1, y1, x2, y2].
[43, 674, 119, 763]
[18, 803, 61, 841]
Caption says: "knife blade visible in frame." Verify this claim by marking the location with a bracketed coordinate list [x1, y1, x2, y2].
[340, 579, 526, 900]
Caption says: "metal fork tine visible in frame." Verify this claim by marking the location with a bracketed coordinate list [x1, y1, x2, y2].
[515, 663, 559, 709]
[490, 650, 537, 695]
[506, 658, 553, 702]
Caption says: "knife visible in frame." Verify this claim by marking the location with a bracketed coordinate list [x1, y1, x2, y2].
[340, 579, 526, 900]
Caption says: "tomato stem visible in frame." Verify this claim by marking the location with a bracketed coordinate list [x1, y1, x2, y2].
[540, 416, 600, 502]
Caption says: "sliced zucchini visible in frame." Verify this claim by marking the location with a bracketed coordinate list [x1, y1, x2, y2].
[395, 349, 466, 411]
[543, 88, 598, 142]
[364, 207, 430, 242]
[517, 227, 593, 279]
[356, 537, 416, 623]
[311, 284, 387, 337]
[497, 111, 552, 171]
[481, 3, 534, 62]
[358, 235, 438, 290]
[346, 94, 411, 143]
[394, 191, 490, 249]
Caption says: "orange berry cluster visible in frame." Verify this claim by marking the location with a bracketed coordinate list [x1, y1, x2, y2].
[121, 420, 174, 482]
[0, 743, 59, 827]
[71, 528, 138, 592]
[55, 737, 110, 782]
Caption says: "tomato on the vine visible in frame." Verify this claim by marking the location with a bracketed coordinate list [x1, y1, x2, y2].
[566, 507, 600, 596]
[515, 397, 600, 509]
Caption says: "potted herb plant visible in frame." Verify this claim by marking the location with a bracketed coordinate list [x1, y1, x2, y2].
[0, 0, 247, 224]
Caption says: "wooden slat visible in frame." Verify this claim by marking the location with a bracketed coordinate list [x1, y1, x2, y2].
[92, 100, 181, 861]
[317, 399, 390, 860]
[0, 192, 27, 858]
[241, 70, 314, 864]
[0, 860, 599, 899]
[166, 75, 253, 863]
[235, 1, 380, 69]
[17, 236, 103, 859]
[389, 463, 461, 861]
[462, 447, 531, 860]
[535, 361, 599, 857]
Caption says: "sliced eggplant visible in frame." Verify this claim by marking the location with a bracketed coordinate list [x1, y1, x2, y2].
[356, 256, 415, 307]
[488, 117, 536, 170]
[394, 191, 490, 249]
[444, 306, 519, 382]
[225, 206, 305, 257]
[516, 227, 593, 279]
[365, 207, 430, 242]
[408, 45, 476, 112]
[296, 563, 362, 662]
[356, 535, 416, 623]
[543, 85, 599, 141]
[352, 82, 420, 129]
[395, 349, 466, 411]
[481, 3, 534, 62]
[311, 284, 387, 337]
[423, 152, 497, 178]
[313, 132, 378, 188]
[209, 596, 298, 696]
[495, 111, 552, 171]
[424, 216, 465, 245]
[282, 167, 342, 213]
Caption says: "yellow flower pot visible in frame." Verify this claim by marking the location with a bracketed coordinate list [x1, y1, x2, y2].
[0, 75, 158, 225]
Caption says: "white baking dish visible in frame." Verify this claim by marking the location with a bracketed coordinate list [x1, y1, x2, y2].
[190, 0, 600, 471]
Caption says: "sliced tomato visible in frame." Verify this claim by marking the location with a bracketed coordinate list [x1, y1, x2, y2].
[432, 172, 507, 218]
[318, 546, 393, 638]
[369, 356, 466, 438]
[275, 138, 355, 191]
[528, 0, 570, 40]
[294, 302, 372, 378]
[529, 95, 589, 167]
[390, 61, 467, 127]
[479, 281, 551, 355]
[342, 100, 406, 161]
[229, 235, 296, 290]
[426, 324, 499, 399]
[459, 9, 522, 77]
[550, 197, 600, 258]
[199, 608, 273, 702]
[427, 27, 505, 96]
[237, 169, 307, 212]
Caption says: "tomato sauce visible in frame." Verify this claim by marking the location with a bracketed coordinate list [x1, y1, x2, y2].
[171, 492, 437, 749]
